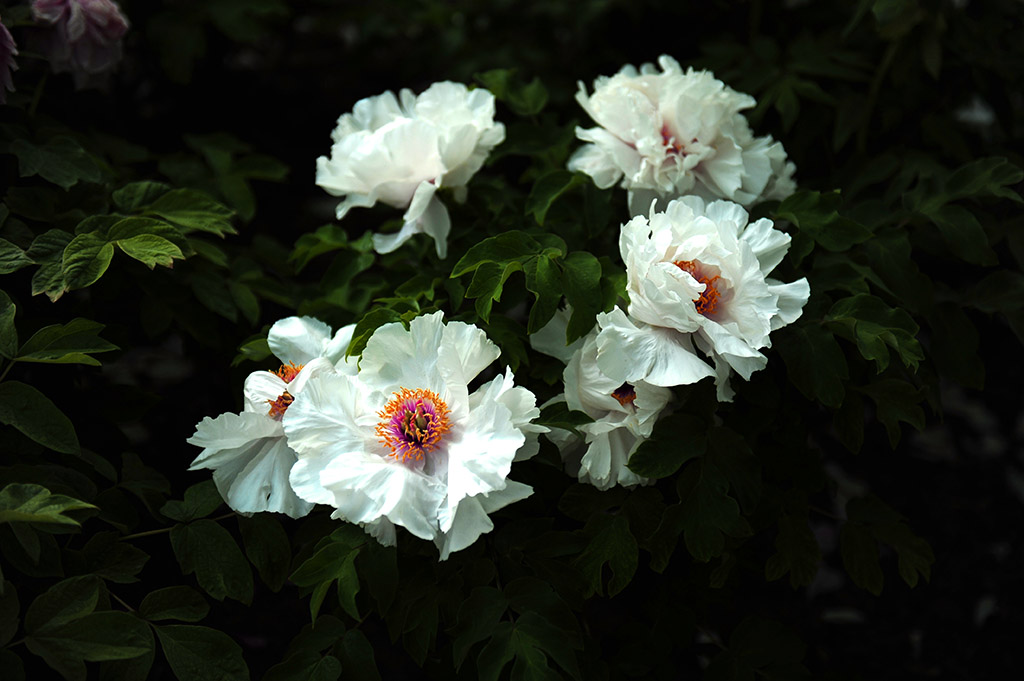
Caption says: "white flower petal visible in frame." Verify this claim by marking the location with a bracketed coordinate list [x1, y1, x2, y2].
[268, 316, 333, 365]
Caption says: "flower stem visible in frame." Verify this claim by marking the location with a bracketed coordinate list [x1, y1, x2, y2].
[0, 360, 15, 383]
[121, 511, 236, 540]
[110, 591, 135, 613]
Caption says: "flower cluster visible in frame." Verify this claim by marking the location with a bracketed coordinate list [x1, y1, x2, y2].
[192, 55, 807, 555]
[568, 55, 795, 216]
[189, 312, 544, 559]
[316, 81, 505, 259]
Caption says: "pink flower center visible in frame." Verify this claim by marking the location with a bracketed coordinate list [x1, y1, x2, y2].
[674, 259, 722, 317]
[611, 383, 637, 408]
[661, 125, 696, 156]
[375, 388, 452, 462]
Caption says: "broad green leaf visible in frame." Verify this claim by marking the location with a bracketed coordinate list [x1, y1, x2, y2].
[0, 580, 19, 645]
[229, 282, 259, 325]
[0, 381, 80, 453]
[0, 290, 16, 358]
[526, 170, 586, 225]
[335, 630, 381, 681]
[139, 587, 209, 623]
[116, 234, 185, 269]
[775, 190, 872, 252]
[146, 189, 236, 236]
[170, 520, 253, 604]
[921, 203, 997, 266]
[16, 318, 117, 366]
[705, 616, 810, 681]
[627, 413, 707, 479]
[474, 69, 549, 116]
[190, 271, 238, 321]
[232, 336, 272, 366]
[27, 611, 152, 667]
[775, 323, 848, 408]
[706, 428, 762, 513]
[0, 650, 24, 681]
[677, 460, 750, 563]
[477, 621, 515, 681]
[840, 521, 883, 596]
[945, 156, 1023, 203]
[452, 587, 508, 670]
[358, 542, 397, 615]
[111, 181, 173, 211]
[155, 625, 249, 681]
[73, 532, 149, 584]
[346, 307, 403, 358]
[290, 537, 362, 621]
[61, 233, 115, 292]
[160, 480, 223, 523]
[451, 231, 544, 278]
[0, 238, 32, 275]
[238, 513, 291, 592]
[0, 483, 94, 527]
[468, 260, 523, 322]
[857, 379, 926, 447]
[846, 495, 934, 589]
[765, 514, 821, 588]
[27, 230, 74, 301]
[524, 255, 561, 334]
[574, 514, 638, 597]
[98, 622, 155, 681]
[25, 576, 101, 633]
[9, 136, 103, 190]
[561, 251, 603, 343]
[264, 650, 342, 681]
[534, 401, 594, 439]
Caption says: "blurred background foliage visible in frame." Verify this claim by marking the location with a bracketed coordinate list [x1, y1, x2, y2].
[1, 0, 1023, 679]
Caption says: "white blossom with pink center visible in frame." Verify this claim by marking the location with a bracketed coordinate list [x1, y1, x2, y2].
[187, 317, 355, 519]
[316, 82, 505, 259]
[568, 55, 795, 216]
[283, 311, 545, 559]
[596, 196, 809, 400]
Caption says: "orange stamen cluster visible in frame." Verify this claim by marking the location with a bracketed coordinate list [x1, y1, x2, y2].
[673, 259, 722, 317]
[611, 383, 637, 408]
[267, 391, 294, 420]
[375, 388, 452, 463]
[273, 361, 305, 383]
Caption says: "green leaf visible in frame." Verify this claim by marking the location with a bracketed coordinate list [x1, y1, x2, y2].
[238, 514, 291, 592]
[840, 521, 884, 596]
[139, 587, 209, 623]
[161, 480, 223, 523]
[335, 630, 381, 681]
[945, 156, 1023, 203]
[0, 650, 25, 681]
[60, 233, 115, 292]
[561, 251, 603, 343]
[450, 231, 545, 278]
[452, 587, 508, 670]
[265, 650, 342, 681]
[0, 581, 20, 646]
[74, 532, 149, 583]
[474, 69, 549, 116]
[677, 460, 750, 563]
[765, 514, 821, 588]
[775, 190, 872, 252]
[705, 616, 810, 681]
[857, 379, 926, 447]
[706, 427, 762, 513]
[0, 381, 80, 453]
[627, 413, 707, 479]
[358, 542, 397, 615]
[526, 170, 586, 225]
[776, 323, 848, 408]
[846, 495, 934, 589]
[0, 238, 32, 275]
[146, 189, 236, 236]
[574, 514, 638, 597]
[534, 401, 593, 439]
[25, 576, 100, 633]
[27, 229, 74, 301]
[111, 181, 173, 212]
[0, 483, 94, 527]
[346, 307, 403, 358]
[524, 255, 561, 334]
[155, 625, 249, 681]
[116, 234, 185, 269]
[290, 535, 362, 621]
[9, 136, 103, 190]
[478, 612, 581, 681]
[0, 290, 16, 358]
[468, 260, 523, 322]
[170, 520, 254, 604]
[16, 318, 117, 366]
[920, 203, 997, 266]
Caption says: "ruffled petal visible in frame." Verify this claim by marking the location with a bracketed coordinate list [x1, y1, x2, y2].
[268, 316, 332, 365]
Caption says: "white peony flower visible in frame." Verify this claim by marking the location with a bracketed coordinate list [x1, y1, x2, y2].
[568, 55, 795, 215]
[597, 196, 809, 399]
[533, 311, 672, 490]
[315, 81, 505, 259]
[187, 317, 355, 518]
[282, 311, 545, 560]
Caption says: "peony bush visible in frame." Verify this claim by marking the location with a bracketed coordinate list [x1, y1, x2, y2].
[0, 2, 1021, 680]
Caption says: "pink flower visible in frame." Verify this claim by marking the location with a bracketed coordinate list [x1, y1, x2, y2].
[32, 0, 129, 88]
[0, 17, 17, 104]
